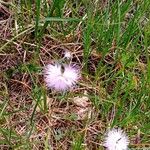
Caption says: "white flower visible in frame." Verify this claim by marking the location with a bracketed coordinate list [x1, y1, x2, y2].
[64, 51, 72, 59]
[44, 63, 80, 91]
[104, 128, 129, 150]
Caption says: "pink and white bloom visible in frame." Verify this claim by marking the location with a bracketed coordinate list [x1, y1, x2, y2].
[64, 50, 72, 59]
[44, 63, 80, 91]
[104, 128, 129, 150]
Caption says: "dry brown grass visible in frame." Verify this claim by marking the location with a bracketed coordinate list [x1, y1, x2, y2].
[1, 0, 150, 149]
[0, 27, 108, 149]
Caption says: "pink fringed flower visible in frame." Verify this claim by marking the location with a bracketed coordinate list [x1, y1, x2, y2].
[104, 128, 129, 150]
[44, 63, 80, 91]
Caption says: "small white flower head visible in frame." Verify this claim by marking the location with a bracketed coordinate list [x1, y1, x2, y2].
[104, 128, 129, 150]
[44, 63, 80, 91]
[64, 50, 72, 59]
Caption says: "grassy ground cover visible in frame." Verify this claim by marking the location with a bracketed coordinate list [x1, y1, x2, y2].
[0, 0, 150, 149]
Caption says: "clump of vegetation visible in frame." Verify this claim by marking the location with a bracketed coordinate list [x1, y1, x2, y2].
[0, 0, 150, 149]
